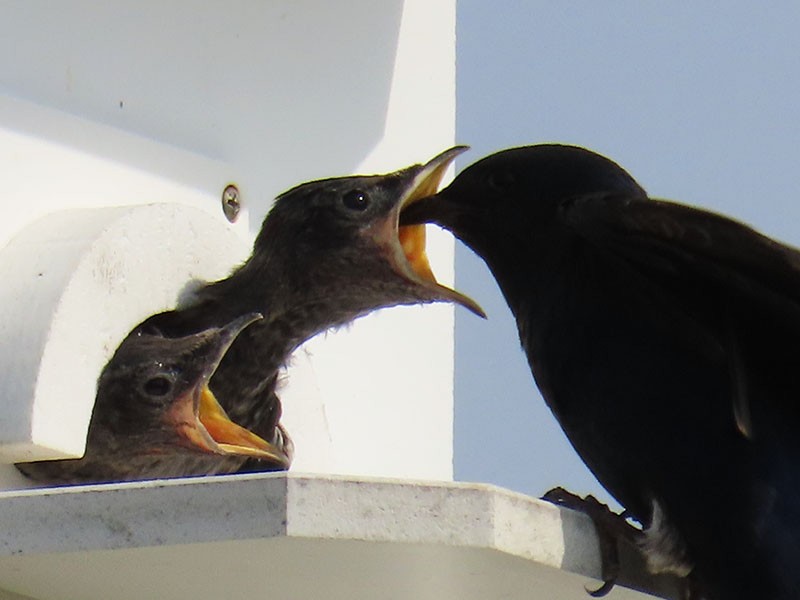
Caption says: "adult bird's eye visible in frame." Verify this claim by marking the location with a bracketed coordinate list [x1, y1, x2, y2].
[342, 189, 370, 211]
[143, 376, 173, 397]
[487, 170, 516, 191]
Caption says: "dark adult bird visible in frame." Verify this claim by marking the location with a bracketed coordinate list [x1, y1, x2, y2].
[140, 147, 484, 472]
[17, 314, 289, 484]
[401, 144, 800, 600]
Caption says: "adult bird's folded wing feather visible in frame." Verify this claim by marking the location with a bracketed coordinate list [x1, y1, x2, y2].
[563, 193, 800, 439]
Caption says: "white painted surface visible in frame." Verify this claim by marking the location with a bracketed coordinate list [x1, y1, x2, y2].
[0, 474, 679, 600]
[0, 0, 457, 482]
[0, 94, 250, 242]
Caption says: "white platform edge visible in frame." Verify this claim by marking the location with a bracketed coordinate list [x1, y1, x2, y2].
[0, 473, 680, 598]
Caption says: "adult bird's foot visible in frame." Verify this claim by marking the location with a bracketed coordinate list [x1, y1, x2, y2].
[542, 487, 643, 597]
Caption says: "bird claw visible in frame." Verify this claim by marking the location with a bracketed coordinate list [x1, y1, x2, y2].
[542, 487, 642, 597]
[586, 579, 616, 598]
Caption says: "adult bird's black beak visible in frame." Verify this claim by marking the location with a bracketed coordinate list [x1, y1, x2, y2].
[392, 146, 486, 318]
[399, 183, 462, 232]
[166, 312, 292, 467]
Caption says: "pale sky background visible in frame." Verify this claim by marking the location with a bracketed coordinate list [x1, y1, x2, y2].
[453, 2, 800, 506]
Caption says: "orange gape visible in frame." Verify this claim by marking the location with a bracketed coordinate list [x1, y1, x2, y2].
[398, 224, 437, 283]
[194, 386, 290, 464]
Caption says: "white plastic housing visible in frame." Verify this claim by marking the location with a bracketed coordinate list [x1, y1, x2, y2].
[0, 0, 458, 488]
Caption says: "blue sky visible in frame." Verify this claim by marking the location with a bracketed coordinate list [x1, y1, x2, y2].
[454, 2, 800, 504]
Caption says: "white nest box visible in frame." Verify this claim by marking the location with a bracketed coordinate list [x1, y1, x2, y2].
[0, 0, 460, 488]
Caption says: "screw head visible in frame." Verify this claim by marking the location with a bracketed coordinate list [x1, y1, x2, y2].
[222, 184, 240, 223]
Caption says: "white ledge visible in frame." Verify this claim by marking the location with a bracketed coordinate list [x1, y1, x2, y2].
[0, 473, 680, 600]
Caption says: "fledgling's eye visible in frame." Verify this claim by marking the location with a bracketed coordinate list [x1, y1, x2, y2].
[342, 189, 370, 211]
[487, 170, 516, 191]
[143, 375, 173, 397]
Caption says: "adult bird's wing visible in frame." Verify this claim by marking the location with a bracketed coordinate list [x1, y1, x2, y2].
[561, 193, 800, 440]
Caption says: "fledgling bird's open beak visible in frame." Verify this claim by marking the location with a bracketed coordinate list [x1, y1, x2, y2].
[166, 313, 292, 468]
[390, 146, 486, 318]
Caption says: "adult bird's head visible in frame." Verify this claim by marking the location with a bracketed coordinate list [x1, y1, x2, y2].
[236, 147, 484, 321]
[401, 144, 647, 257]
[91, 312, 290, 465]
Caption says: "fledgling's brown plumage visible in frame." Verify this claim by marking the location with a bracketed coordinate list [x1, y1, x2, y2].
[17, 314, 285, 484]
[139, 147, 482, 472]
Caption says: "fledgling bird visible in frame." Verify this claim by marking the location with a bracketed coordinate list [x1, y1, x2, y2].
[140, 147, 484, 472]
[17, 313, 289, 485]
[401, 144, 800, 600]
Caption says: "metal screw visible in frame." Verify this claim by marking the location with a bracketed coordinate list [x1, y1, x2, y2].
[222, 184, 240, 223]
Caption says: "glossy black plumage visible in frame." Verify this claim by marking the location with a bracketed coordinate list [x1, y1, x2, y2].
[139, 148, 481, 473]
[17, 314, 287, 484]
[401, 144, 800, 600]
